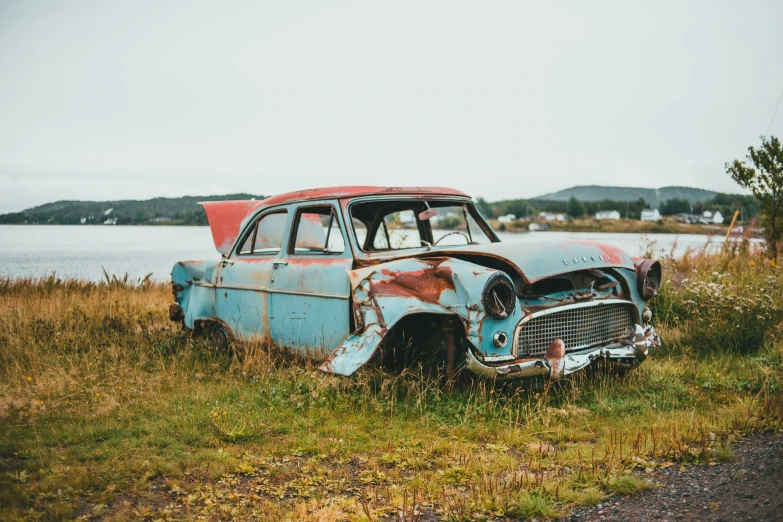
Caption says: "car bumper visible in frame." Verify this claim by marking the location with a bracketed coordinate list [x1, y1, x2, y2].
[466, 324, 661, 381]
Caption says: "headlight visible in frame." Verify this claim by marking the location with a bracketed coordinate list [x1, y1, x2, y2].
[482, 274, 516, 319]
[636, 259, 661, 300]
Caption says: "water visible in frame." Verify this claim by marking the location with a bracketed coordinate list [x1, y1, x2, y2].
[0, 225, 757, 282]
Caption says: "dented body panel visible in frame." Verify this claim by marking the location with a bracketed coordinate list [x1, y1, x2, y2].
[171, 186, 661, 381]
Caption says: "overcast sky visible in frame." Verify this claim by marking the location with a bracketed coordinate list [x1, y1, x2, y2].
[1, 1, 782, 213]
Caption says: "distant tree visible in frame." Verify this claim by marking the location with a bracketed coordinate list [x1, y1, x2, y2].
[567, 197, 584, 218]
[726, 135, 783, 257]
[474, 197, 495, 218]
[660, 198, 691, 216]
[502, 199, 530, 218]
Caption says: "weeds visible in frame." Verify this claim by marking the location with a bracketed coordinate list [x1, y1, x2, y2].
[0, 251, 782, 520]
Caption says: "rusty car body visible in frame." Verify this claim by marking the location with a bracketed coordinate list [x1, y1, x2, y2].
[170, 186, 661, 381]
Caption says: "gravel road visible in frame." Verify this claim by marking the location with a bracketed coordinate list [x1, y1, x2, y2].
[562, 431, 783, 522]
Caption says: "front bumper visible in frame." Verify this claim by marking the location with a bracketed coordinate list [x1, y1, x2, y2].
[466, 323, 661, 381]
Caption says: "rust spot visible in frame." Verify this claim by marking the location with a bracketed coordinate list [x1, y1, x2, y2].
[370, 263, 455, 302]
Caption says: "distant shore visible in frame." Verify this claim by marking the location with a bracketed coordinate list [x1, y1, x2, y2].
[487, 217, 761, 238]
[1, 219, 760, 238]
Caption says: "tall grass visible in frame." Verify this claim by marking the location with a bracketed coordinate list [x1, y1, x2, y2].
[1, 250, 782, 521]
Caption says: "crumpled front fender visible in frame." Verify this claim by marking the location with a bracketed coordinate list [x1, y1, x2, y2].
[319, 257, 502, 375]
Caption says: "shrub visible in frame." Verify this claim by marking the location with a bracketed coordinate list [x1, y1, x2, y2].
[655, 247, 783, 354]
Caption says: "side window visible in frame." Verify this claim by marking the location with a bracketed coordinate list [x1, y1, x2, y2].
[238, 211, 287, 255]
[292, 207, 345, 255]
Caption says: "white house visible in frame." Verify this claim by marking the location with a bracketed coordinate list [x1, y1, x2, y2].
[595, 210, 621, 221]
[497, 214, 516, 224]
[640, 209, 662, 222]
[699, 211, 724, 224]
[538, 212, 568, 222]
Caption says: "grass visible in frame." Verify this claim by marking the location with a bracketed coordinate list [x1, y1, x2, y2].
[1, 248, 782, 521]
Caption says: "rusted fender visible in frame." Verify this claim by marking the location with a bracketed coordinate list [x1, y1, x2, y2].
[171, 260, 219, 328]
[319, 257, 514, 375]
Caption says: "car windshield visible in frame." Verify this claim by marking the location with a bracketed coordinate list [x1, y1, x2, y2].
[350, 199, 497, 252]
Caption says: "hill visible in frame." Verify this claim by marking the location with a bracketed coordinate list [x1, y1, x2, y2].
[533, 186, 717, 207]
[0, 194, 267, 225]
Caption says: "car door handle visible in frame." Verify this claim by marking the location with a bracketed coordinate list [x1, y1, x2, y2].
[273, 261, 288, 267]
[220, 259, 235, 267]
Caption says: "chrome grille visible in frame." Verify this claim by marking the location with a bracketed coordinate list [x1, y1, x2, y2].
[515, 302, 635, 357]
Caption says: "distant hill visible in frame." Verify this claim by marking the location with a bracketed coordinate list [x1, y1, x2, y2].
[533, 186, 717, 207]
[0, 194, 267, 225]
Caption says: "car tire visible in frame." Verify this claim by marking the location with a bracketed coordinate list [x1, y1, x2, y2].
[204, 323, 233, 356]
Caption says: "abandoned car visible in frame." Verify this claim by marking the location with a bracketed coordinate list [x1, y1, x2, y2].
[170, 186, 661, 381]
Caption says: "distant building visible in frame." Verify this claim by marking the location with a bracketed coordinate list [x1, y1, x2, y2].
[80, 217, 87, 224]
[528, 222, 549, 231]
[640, 209, 662, 222]
[103, 217, 117, 225]
[674, 213, 692, 224]
[595, 210, 621, 221]
[498, 214, 516, 223]
[700, 210, 724, 224]
[538, 212, 568, 222]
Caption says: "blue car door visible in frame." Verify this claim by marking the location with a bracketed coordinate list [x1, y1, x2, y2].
[268, 201, 353, 358]
[216, 209, 289, 342]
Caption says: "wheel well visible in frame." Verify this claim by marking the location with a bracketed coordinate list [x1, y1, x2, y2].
[375, 313, 467, 372]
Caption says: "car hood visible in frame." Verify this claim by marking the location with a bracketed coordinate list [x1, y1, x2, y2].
[374, 240, 636, 283]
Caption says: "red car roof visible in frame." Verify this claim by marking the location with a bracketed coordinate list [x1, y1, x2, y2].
[260, 186, 468, 207]
[200, 186, 469, 255]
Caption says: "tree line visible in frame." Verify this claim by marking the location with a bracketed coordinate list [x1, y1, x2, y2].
[475, 193, 761, 221]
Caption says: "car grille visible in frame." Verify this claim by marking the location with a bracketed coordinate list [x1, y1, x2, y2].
[515, 302, 635, 357]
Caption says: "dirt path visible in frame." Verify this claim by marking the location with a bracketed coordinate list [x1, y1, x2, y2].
[562, 432, 783, 522]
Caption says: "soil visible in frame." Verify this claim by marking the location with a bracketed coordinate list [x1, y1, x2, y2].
[561, 431, 783, 522]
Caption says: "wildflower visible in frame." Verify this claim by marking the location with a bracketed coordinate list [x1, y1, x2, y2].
[27, 377, 32, 382]
[118, 386, 122, 390]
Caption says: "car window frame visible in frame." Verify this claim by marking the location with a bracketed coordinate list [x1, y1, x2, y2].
[345, 196, 500, 255]
[288, 204, 348, 256]
[233, 209, 289, 257]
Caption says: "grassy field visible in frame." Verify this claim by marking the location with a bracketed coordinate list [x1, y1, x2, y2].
[1, 246, 782, 521]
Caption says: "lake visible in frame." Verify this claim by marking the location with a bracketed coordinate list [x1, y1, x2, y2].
[0, 225, 756, 282]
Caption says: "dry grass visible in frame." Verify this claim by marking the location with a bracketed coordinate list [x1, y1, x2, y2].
[1, 251, 782, 521]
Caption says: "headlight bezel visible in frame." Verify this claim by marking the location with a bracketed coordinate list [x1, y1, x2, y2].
[482, 273, 516, 320]
[636, 259, 661, 300]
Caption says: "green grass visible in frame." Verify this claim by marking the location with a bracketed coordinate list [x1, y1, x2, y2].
[1, 251, 782, 521]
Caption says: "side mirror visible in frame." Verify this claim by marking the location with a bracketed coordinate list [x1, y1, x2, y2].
[418, 208, 438, 221]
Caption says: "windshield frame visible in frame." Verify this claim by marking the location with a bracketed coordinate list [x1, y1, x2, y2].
[344, 195, 500, 258]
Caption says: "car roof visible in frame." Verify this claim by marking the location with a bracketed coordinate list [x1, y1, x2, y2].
[199, 186, 470, 255]
[259, 186, 469, 207]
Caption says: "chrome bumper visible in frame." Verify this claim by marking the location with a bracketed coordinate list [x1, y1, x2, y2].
[466, 324, 661, 381]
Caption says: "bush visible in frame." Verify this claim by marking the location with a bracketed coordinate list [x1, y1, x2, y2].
[655, 247, 783, 354]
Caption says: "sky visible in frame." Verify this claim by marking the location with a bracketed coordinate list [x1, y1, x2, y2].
[1, 1, 782, 214]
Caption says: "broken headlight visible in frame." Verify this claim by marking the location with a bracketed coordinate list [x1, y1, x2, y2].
[636, 259, 661, 300]
[483, 274, 516, 319]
